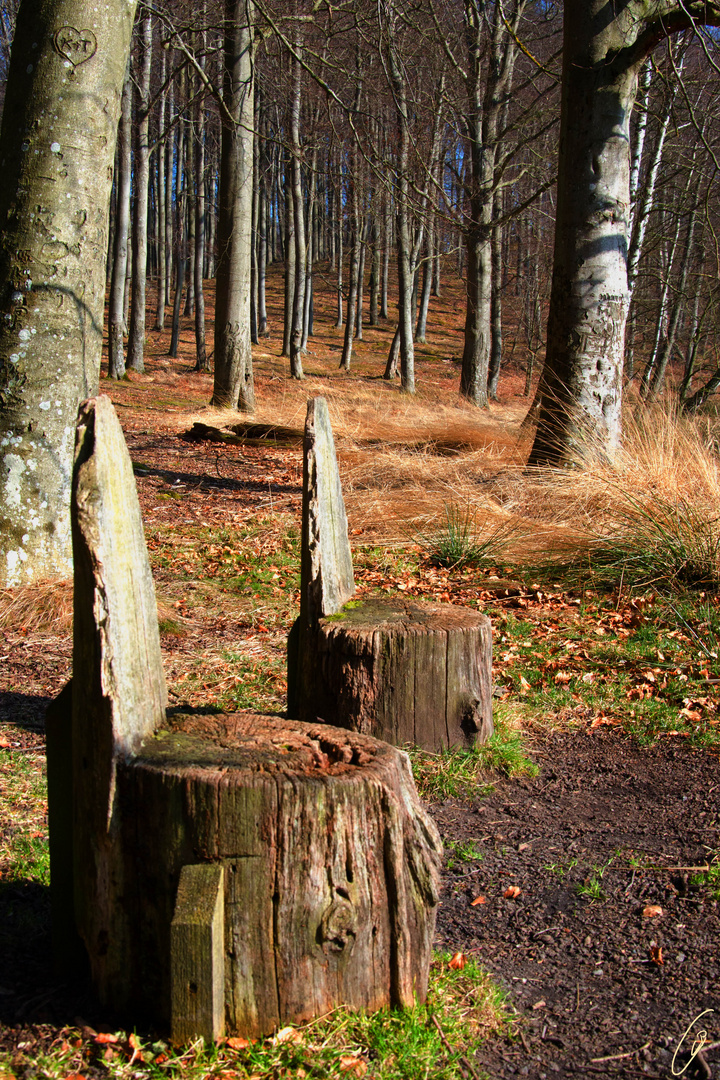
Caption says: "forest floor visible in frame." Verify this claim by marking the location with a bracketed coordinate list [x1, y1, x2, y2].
[1, 264, 720, 1079]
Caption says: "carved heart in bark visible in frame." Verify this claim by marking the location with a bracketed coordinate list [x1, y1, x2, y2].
[53, 26, 97, 67]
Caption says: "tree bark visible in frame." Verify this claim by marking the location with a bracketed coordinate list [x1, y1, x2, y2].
[211, 0, 256, 411]
[108, 69, 132, 380]
[527, 0, 717, 465]
[154, 47, 167, 332]
[116, 712, 442, 1034]
[0, 0, 137, 585]
[289, 45, 306, 375]
[127, 13, 153, 374]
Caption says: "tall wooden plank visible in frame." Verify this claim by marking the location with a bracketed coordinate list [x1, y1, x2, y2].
[71, 395, 167, 1001]
[300, 396, 355, 625]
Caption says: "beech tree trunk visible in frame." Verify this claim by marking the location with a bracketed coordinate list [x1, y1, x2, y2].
[212, 0, 255, 411]
[127, 13, 153, 374]
[0, 0, 137, 585]
[527, 0, 719, 465]
[108, 69, 132, 380]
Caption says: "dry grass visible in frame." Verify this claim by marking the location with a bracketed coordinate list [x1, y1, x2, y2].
[0, 580, 73, 633]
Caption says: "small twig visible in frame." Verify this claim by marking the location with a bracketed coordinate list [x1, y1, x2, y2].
[429, 1013, 481, 1080]
[591, 1041, 650, 1063]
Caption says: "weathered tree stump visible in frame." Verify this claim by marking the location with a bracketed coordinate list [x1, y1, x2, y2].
[115, 711, 441, 1036]
[288, 396, 493, 749]
[47, 395, 441, 1041]
[294, 598, 492, 748]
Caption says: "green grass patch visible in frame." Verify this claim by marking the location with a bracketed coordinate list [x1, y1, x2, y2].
[409, 719, 538, 802]
[0, 955, 511, 1080]
[0, 748, 48, 886]
[416, 503, 522, 571]
[492, 595, 720, 747]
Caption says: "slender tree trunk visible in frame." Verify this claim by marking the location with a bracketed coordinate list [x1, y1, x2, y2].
[647, 210, 697, 400]
[193, 16, 208, 374]
[487, 212, 503, 399]
[336, 172, 344, 327]
[415, 227, 433, 343]
[380, 188, 390, 319]
[169, 254, 185, 358]
[369, 218, 380, 325]
[250, 108, 259, 345]
[289, 46, 306, 376]
[211, 0, 255, 411]
[282, 154, 294, 357]
[127, 13, 152, 373]
[109, 69, 132, 379]
[258, 122, 268, 335]
[164, 76, 174, 307]
[355, 224, 366, 341]
[154, 47, 167, 332]
[340, 187, 360, 370]
[384, 325, 401, 379]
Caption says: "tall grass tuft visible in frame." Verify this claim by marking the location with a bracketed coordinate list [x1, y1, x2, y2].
[416, 502, 523, 570]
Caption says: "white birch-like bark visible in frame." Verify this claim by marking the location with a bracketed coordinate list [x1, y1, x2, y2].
[528, 0, 718, 465]
[0, 0, 137, 585]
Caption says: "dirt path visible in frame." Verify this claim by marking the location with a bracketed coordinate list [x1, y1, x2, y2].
[435, 729, 720, 1078]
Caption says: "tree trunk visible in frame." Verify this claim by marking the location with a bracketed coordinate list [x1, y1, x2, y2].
[165, 75, 175, 307]
[415, 226, 433, 344]
[193, 23, 208, 374]
[108, 69, 132, 380]
[289, 47, 306, 375]
[339, 201, 360, 370]
[487, 212, 503, 399]
[336, 176, 344, 327]
[0, 0, 137, 585]
[527, 0, 709, 465]
[154, 48, 167, 332]
[127, 13, 153, 374]
[355, 225, 365, 341]
[384, 325, 401, 380]
[88, 710, 442, 1035]
[211, 0, 255, 411]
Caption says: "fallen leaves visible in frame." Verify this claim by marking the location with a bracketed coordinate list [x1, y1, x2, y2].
[649, 945, 664, 965]
[272, 1027, 304, 1047]
[339, 1052, 368, 1077]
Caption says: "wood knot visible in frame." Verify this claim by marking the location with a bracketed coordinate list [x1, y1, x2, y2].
[318, 896, 357, 954]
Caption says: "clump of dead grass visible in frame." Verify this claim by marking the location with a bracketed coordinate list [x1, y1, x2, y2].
[506, 400, 720, 589]
[0, 580, 73, 633]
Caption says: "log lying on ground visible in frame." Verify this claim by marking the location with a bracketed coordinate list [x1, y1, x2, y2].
[293, 597, 492, 749]
[116, 711, 442, 1036]
[182, 420, 303, 448]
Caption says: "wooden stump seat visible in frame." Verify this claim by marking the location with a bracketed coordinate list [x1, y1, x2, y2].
[288, 397, 493, 750]
[47, 395, 442, 1044]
